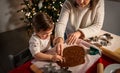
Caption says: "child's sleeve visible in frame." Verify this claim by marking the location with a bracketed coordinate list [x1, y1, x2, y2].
[29, 37, 40, 57]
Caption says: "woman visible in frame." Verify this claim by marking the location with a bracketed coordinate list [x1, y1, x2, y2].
[54, 0, 104, 55]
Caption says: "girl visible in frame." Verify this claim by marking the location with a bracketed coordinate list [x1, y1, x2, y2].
[29, 12, 63, 62]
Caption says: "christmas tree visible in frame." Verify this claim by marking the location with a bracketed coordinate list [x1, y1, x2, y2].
[17, 0, 65, 36]
[18, 0, 65, 26]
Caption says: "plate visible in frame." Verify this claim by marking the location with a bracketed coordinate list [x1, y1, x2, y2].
[104, 64, 120, 73]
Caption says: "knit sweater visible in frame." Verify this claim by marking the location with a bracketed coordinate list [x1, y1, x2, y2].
[55, 0, 104, 39]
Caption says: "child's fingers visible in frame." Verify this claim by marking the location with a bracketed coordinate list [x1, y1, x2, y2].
[53, 54, 63, 62]
[57, 55, 63, 62]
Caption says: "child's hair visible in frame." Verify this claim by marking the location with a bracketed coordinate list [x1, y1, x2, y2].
[32, 12, 54, 32]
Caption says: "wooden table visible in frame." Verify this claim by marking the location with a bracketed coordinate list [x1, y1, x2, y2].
[99, 30, 120, 52]
[8, 30, 120, 73]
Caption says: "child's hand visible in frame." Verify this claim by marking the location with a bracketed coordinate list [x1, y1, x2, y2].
[51, 54, 63, 62]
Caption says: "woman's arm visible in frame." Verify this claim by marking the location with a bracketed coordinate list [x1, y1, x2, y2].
[54, 0, 72, 54]
[55, 0, 71, 39]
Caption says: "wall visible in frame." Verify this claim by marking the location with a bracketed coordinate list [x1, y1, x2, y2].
[103, 0, 120, 36]
[0, 0, 24, 33]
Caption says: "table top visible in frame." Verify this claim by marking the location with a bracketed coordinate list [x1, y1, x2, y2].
[8, 30, 120, 73]
[99, 30, 120, 52]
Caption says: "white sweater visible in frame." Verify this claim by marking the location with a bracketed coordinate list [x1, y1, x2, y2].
[29, 33, 51, 56]
[55, 0, 104, 39]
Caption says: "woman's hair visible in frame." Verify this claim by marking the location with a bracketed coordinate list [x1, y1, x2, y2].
[32, 12, 54, 32]
[89, 0, 99, 10]
[72, 0, 99, 10]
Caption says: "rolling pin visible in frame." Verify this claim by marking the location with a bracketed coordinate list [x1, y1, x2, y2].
[30, 64, 43, 73]
[100, 47, 120, 63]
[97, 58, 104, 73]
[97, 63, 104, 73]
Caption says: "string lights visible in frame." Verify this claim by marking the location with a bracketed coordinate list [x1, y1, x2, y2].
[17, 0, 65, 36]
[18, 0, 65, 25]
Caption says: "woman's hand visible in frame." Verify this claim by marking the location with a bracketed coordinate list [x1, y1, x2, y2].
[66, 31, 81, 45]
[55, 42, 64, 56]
[54, 37, 64, 56]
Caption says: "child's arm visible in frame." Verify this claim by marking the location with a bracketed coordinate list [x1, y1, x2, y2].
[34, 52, 63, 62]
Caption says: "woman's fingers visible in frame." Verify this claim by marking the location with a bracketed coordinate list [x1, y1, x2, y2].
[56, 43, 63, 56]
[59, 44, 63, 56]
[67, 34, 77, 45]
[56, 44, 60, 55]
[66, 31, 81, 45]
[66, 34, 73, 44]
